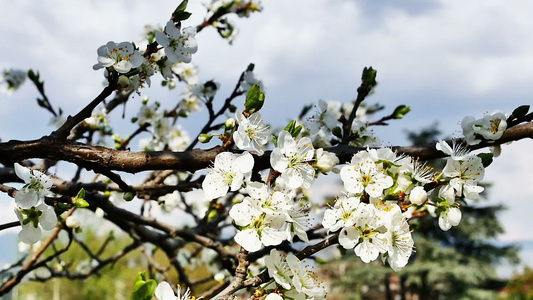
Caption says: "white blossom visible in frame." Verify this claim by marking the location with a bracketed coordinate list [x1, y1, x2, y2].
[306, 100, 338, 135]
[338, 203, 389, 263]
[265, 249, 292, 290]
[442, 155, 484, 199]
[409, 186, 427, 206]
[233, 110, 270, 155]
[461, 112, 508, 145]
[229, 197, 286, 252]
[202, 152, 254, 200]
[384, 206, 414, 271]
[322, 195, 361, 233]
[155, 281, 194, 300]
[270, 130, 315, 189]
[92, 41, 144, 73]
[156, 21, 198, 64]
[15, 203, 57, 244]
[286, 255, 327, 298]
[436, 139, 470, 161]
[14, 163, 52, 209]
[340, 149, 393, 198]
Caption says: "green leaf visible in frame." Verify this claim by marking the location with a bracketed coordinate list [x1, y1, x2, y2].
[176, 0, 188, 12]
[130, 272, 157, 300]
[73, 188, 89, 208]
[392, 105, 411, 119]
[292, 125, 302, 138]
[477, 152, 493, 168]
[172, 0, 191, 22]
[36, 98, 47, 108]
[271, 135, 278, 147]
[244, 84, 265, 114]
[173, 11, 192, 22]
[27, 69, 39, 82]
[511, 105, 530, 119]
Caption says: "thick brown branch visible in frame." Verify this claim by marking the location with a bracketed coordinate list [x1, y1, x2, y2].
[0, 122, 531, 175]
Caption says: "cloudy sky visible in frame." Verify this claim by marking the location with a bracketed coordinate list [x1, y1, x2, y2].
[1, 0, 533, 276]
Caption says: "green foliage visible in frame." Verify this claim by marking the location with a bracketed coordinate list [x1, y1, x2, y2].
[244, 84, 265, 114]
[503, 266, 533, 299]
[16, 229, 146, 300]
[130, 272, 157, 300]
[72, 188, 89, 208]
[392, 104, 411, 119]
[172, 0, 192, 22]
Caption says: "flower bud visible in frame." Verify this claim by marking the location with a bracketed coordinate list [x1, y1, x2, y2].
[409, 186, 427, 205]
[225, 118, 236, 129]
[198, 133, 213, 143]
[316, 148, 339, 173]
[65, 216, 80, 229]
[117, 75, 130, 89]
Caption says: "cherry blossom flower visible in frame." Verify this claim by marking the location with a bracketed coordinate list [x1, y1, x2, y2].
[428, 185, 463, 231]
[286, 255, 327, 298]
[409, 186, 428, 206]
[233, 110, 270, 155]
[384, 206, 414, 271]
[340, 149, 393, 198]
[203, 152, 254, 200]
[322, 195, 361, 233]
[442, 155, 484, 199]
[156, 21, 198, 64]
[15, 203, 57, 244]
[306, 100, 338, 135]
[229, 197, 286, 252]
[265, 249, 292, 290]
[350, 120, 382, 147]
[172, 62, 199, 86]
[155, 281, 194, 300]
[92, 41, 144, 74]
[270, 130, 315, 189]
[14, 163, 53, 209]
[461, 112, 508, 145]
[338, 203, 389, 263]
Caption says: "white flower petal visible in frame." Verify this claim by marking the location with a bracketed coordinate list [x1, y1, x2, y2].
[155, 281, 176, 300]
[234, 229, 261, 252]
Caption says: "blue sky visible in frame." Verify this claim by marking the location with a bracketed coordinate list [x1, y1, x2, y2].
[1, 0, 533, 277]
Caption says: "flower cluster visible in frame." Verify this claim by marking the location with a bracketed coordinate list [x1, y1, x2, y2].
[429, 140, 485, 231]
[93, 19, 198, 93]
[136, 99, 190, 151]
[228, 182, 309, 252]
[321, 148, 434, 269]
[461, 111, 508, 145]
[13, 163, 57, 244]
[261, 249, 326, 299]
